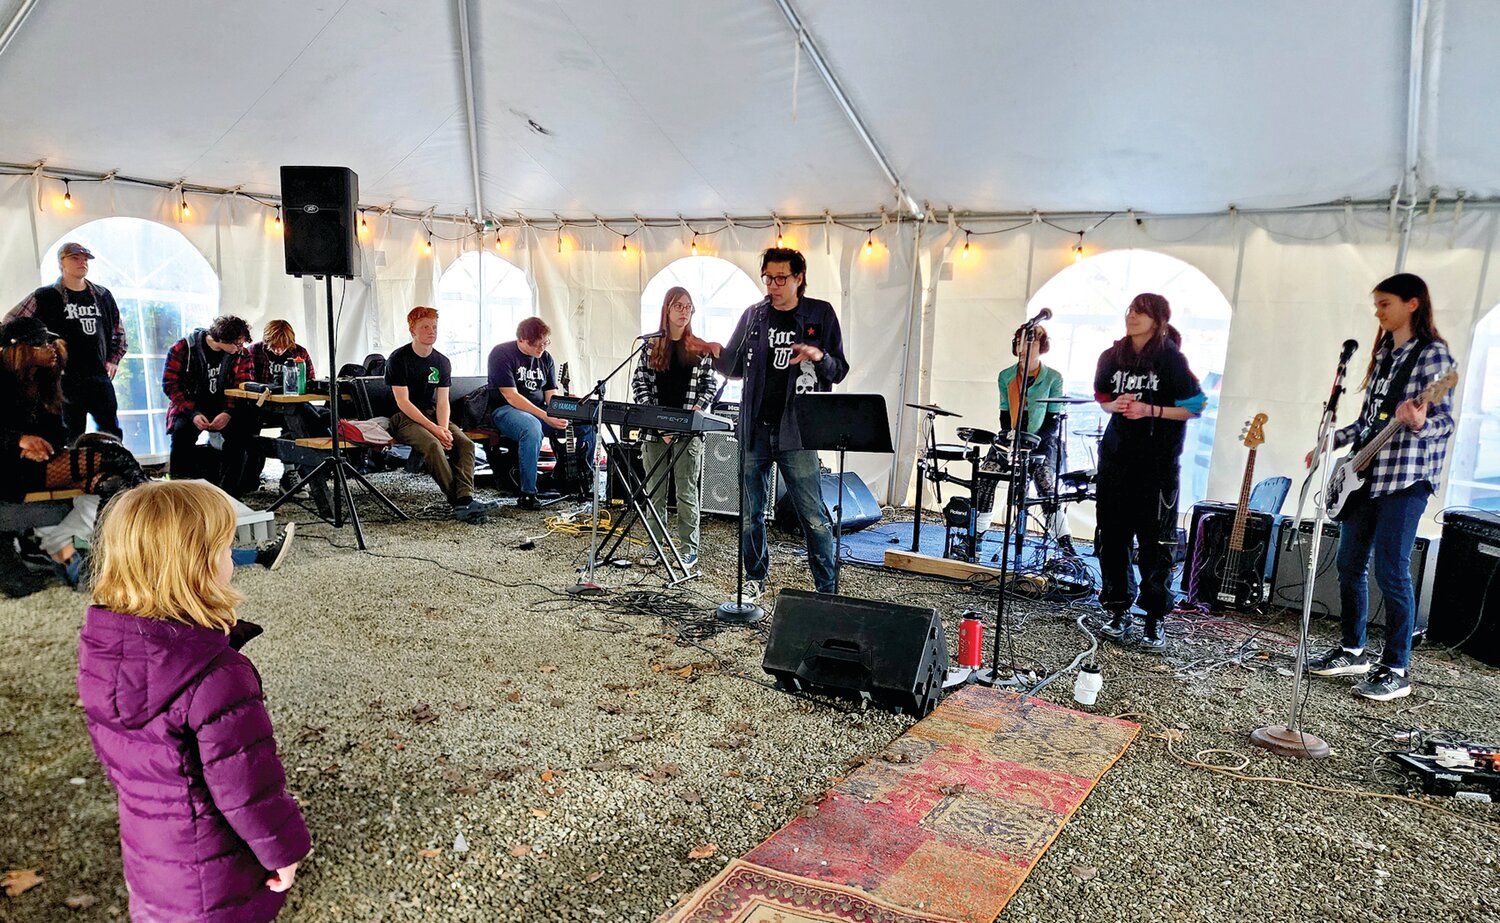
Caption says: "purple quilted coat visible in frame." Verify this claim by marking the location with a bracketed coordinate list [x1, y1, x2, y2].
[77, 607, 310, 922]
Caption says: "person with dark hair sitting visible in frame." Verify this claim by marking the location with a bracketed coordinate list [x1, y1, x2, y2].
[162, 315, 252, 484]
[488, 317, 595, 510]
[222, 319, 329, 510]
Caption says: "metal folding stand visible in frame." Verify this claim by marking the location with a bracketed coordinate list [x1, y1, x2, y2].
[793, 394, 895, 594]
[268, 275, 407, 549]
[906, 402, 961, 553]
[594, 423, 701, 587]
[565, 338, 653, 597]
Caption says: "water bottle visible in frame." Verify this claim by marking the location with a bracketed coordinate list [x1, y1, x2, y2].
[281, 363, 298, 394]
[294, 358, 307, 395]
[1073, 664, 1103, 707]
[592, 440, 609, 509]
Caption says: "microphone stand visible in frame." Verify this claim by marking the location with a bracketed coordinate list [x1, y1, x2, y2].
[567, 337, 654, 597]
[718, 303, 767, 625]
[977, 319, 1043, 688]
[1250, 342, 1354, 758]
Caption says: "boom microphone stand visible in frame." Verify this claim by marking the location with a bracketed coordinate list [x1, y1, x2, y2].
[977, 309, 1050, 687]
[1250, 338, 1356, 759]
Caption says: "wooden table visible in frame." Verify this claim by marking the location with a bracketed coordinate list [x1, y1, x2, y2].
[224, 388, 329, 403]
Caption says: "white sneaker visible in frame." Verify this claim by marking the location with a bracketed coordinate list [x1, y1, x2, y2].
[741, 579, 765, 604]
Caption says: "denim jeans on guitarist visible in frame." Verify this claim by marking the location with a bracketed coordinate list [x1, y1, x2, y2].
[741, 420, 836, 593]
[490, 403, 595, 495]
[1335, 480, 1430, 671]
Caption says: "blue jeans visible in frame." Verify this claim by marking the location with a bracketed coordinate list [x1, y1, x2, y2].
[231, 548, 257, 567]
[490, 403, 595, 495]
[1335, 481, 1430, 670]
[741, 422, 836, 593]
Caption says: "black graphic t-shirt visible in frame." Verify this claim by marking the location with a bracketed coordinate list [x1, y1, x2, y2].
[1093, 339, 1203, 473]
[487, 341, 556, 409]
[386, 344, 451, 418]
[756, 308, 801, 426]
[31, 286, 110, 376]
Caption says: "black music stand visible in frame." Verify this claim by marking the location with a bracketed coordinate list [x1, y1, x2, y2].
[794, 393, 894, 594]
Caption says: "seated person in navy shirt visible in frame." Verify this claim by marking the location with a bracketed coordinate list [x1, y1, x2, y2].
[385, 306, 497, 524]
[487, 317, 594, 510]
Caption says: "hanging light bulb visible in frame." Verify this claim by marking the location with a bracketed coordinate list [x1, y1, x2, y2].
[776, 232, 784, 247]
[961, 230, 971, 260]
[62, 179, 73, 209]
[273, 207, 282, 230]
[690, 233, 698, 257]
[359, 211, 369, 237]
[424, 232, 434, 256]
[179, 191, 191, 219]
[1073, 233, 1085, 262]
[864, 232, 875, 257]
[495, 234, 504, 252]
[620, 236, 628, 254]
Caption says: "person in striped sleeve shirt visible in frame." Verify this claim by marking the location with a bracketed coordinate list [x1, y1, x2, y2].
[1309, 273, 1457, 702]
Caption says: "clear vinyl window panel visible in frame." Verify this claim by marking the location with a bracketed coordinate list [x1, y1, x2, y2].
[640, 256, 761, 405]
[436, 251, 535, 376]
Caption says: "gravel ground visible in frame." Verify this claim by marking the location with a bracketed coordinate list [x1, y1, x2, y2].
[3, 471, 1499, 922]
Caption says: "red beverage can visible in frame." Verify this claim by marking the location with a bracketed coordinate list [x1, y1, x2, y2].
[958, 615, 983, 668]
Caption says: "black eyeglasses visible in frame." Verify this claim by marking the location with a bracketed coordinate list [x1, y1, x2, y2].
[762, 273, 795, 286]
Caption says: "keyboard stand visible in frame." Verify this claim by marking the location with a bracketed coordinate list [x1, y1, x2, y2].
[596, 427, 699, 587]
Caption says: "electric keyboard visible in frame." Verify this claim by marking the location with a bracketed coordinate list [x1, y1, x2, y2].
[547, 397, 732, 435]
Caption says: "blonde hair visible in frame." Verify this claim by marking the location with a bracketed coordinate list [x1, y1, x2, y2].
[262, 319, 297, 353]
[91, 480, 242, 631]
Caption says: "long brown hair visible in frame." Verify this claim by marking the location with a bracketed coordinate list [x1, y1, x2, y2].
[1111, 292, 1182, 367]
[1361, 273, 1445, 389]
[648, 286, 708, 371]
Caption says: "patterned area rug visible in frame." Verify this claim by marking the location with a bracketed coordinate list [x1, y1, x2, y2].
[658, 686, 1138, 923]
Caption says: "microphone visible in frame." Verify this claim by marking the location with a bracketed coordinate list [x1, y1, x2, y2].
[1339, 338, 1358, 362]
[1022, 307, 1052, 327]
[637, 331, 667, 340]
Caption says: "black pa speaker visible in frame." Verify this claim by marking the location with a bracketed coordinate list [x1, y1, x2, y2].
[773, 470, 882, 533]
[281, 165, 359, 278]
[1428, 511, 1500, 665]
[1184, 501, 1279, 609]
[762, 590, 948, 716]
[1269, 519, 1431, 634]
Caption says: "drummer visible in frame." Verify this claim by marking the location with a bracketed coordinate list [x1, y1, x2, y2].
[976, 323, 1077, 556]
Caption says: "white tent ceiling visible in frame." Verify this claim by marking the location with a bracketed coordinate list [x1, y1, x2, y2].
[3, 0, 1497, 218]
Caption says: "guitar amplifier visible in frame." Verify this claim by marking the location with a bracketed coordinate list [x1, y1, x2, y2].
[1184, 502, 1280, 608]
[1427, 510, 1500, 665]
[701, 431, 776, 521]
[1269, 519, 1433, 634]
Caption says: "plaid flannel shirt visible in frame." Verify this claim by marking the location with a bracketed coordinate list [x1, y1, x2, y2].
[1333, 337, 1456, 498]
[630, 347, 717, 442]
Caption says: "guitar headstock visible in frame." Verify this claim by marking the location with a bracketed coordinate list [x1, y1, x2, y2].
[560, 361, 571, 396]
[1240, 412, 1268, 450]
[1419, 370, 1458, 406]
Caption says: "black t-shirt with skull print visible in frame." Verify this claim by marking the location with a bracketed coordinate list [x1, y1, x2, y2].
[755, 307, 802, 427]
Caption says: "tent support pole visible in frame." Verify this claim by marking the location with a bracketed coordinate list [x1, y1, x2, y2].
[1395, 0, 1434, 271]
[0, 0, 40, 62]
[455, 0, 485, 224]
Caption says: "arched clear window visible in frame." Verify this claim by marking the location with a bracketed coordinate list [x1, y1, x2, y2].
[1447, 303, 1500, 511]
[1028, 249, 1232, 512]
[436, 251, 534, 376]
[640, 256, 760, 402]
[41, 219, 219, 458]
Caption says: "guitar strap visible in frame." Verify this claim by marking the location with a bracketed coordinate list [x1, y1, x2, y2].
[1353, 338, 1427, 452]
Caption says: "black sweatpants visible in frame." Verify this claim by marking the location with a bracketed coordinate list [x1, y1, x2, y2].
[1095, 469, 1179, 620]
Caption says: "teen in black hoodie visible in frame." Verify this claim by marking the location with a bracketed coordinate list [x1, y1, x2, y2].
[1092, 293, 1206, 650]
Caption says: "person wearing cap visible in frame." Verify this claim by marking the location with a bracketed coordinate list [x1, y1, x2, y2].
[6, 242, 127, 443]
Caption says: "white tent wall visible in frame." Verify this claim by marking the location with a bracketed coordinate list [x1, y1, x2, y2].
[921, 204, 1500, 537]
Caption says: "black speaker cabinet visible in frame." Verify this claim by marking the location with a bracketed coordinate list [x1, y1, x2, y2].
[1428, 510, 1500, 665]
[1184, 501, 1278, 609]
[1269, 519, 1431, 634]
[700, 431, 776, 521]
[281, 165, 359, 278]
[773, 470, 883, 533]
[763, 590, 948, 716]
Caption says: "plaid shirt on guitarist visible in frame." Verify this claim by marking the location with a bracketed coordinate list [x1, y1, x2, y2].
[1332, 337, 1457, 498]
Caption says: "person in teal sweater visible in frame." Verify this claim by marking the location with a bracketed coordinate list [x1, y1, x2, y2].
[974, 324, 1076, 555]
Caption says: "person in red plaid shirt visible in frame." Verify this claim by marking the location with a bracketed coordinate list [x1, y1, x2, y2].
[222, 320, 327, 502]
[161, 316, 251, 483]
[1309, 273, 1457, 702]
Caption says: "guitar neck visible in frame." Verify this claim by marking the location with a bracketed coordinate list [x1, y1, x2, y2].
[1229, 448, 1257, 551]
[1349, 414, 1407, 473]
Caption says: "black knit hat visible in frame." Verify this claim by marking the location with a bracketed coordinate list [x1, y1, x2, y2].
[1, 316, 62, 347]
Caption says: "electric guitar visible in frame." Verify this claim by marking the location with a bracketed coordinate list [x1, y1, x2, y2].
[1213, 413, 1269, 607]
[1324, 371, 1457, 521]
[557, 362, 584, 489]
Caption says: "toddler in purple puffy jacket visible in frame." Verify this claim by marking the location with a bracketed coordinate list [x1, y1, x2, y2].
[78, 480, 310, 922]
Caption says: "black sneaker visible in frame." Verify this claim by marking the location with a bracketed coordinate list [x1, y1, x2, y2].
[254, 523, 296, 571]
[1055, 536, 1079, 558]
[1352, 665, 1411, 702]
[516, 494, 542, 511]
[1099, 610, 1132, 641]
[1137, 617, 1166, 652]
[537, 490, 562, 501]
[1307, 646, 1370, 677]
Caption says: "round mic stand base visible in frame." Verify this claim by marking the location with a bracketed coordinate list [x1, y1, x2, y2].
[971, 666, 1025, 688]
[566, 580, 606, 597]
[1249, 724, 1331, 759]
[716, 600, 765, 625]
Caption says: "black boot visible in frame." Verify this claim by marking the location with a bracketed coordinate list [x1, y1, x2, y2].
[0, 534, 46, 599]
[1100, 609, 1132, 641]
[1138, 616, 1166, 652]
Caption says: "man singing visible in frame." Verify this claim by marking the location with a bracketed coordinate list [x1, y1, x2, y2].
[709, 248, 848, 601]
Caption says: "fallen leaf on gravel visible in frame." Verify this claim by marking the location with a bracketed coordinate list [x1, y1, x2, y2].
[63, 893, 96, 910]
[418, 848, 443, 859]
[320, 763, 340, 776]
[686, 843, 718, 860]
[750, 802, 764, 810]
[640, 764, 682, 784]
[584, 870, 603, 884]
[726, 720, 756, 736]
[650, 663, 665, 673]
[582, 760, 619, 772]
[485, 767, 522, 781]
[596, 702, 624, 715]
[295, 724, 326, 743]
[540, 770, 555, 782]
[624, 732, 651, 743]
[674, 665, 694, 679]
[442, 767, 464, 782]
[509, 843, 532, 857]
[538, 664, 558, 673]
[451, 784, 479, 796]
[2, 869, 42, 897]
[531, 809, 550, 818]
[410, 704, 439, 725]
[721, 770, 743, 778]
[1071, 865, 1098, 881]
[679, 790, 702, 804]
[505, 690, 523, 703]
[393, 742, 406, 751]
